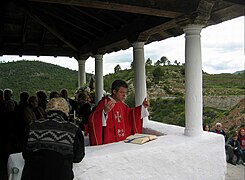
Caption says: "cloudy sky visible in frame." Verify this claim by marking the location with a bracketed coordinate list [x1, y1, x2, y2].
[1, 16, 244, 75]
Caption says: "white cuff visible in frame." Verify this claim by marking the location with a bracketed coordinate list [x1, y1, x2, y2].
[102, 110, 108, 127]
[141, 106, 149, 119]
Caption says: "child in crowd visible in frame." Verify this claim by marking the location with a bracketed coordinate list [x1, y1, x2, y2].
[228, 133, 241, 165]
[203, 124, 210, 132]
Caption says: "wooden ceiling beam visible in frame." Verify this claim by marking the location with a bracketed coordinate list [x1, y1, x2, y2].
[79, 16, 165, 54]
[210, 4, 244, 23]
[40, 27, 47, 46]
[102, 10, 129, 24]
[0, 1, 6, 43]
[0, 43, 77, 57]
[70, 6, 115, 29]
[29, 0, 185, 18]
[43, 9, 98, 39]
[21, 14, 29, 44]
[45, 5, 105, 35]
[17, 1, 79, 52]
[222, 0, 245, 5]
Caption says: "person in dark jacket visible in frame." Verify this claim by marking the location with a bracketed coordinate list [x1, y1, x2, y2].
[21, 97, 85, 180]
[60, 88, 77, 115]
[212, 122, 232, 164]
[228, 133, 241, 165]
[76, 92, 92, 133]
[213, 122, 228, 141]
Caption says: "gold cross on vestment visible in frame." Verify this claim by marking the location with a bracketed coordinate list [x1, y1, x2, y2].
[118, 129, 124, 137]
[115, 111, 121, 123]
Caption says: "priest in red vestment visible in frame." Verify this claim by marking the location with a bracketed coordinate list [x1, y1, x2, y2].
[88, 80, 150, 146]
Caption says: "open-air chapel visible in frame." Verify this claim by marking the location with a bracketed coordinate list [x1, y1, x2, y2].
[1, 0, 244, 179]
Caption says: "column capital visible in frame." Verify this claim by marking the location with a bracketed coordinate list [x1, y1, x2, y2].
[77, 54, 89, 60]
[78, 59, 86, 65]
[132, 42, 145, 49]
[93, 54, 103, 61]
[183, 24, 203, 35]
[127, 31, 149, 44]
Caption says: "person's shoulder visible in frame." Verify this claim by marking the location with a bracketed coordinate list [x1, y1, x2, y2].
[228, 139, 233, 143]
[84, 102, 91, 108]
[221, 130, 226, 134]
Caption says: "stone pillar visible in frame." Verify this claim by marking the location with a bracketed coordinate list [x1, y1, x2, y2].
[132, 42, 148, 122]
[78, 59, 86, 88]
[94, 55, 104, 104]
[183, 24, 204, 136]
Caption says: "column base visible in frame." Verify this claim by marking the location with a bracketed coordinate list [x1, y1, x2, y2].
[184, 128, 203, 136]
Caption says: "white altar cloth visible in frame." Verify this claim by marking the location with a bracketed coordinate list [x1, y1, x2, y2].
[7, 121, 226, 180]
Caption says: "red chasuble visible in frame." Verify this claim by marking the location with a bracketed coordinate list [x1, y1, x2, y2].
[88, 97, 143, 146]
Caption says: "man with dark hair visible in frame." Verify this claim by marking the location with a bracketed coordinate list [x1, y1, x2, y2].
[60, 88, 77, 114]
[88, 79, 150, 146]
[3, 88, 18, 110]
[36, 90, 48, 110]
[21, 98, 85, 180]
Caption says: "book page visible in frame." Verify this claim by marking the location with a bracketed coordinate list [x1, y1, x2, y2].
[125, 133, 157, 144]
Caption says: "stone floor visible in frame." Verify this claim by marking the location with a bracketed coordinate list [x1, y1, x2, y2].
[225, 163, 245, 180]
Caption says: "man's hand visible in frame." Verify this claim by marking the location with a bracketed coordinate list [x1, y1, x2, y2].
[104, 99, 115, 114]
[142, 97, 150, 108]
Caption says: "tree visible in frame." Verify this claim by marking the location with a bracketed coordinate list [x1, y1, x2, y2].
[152, 66, 165, 80]
[174, 60, 180, 66]
[130, 61, 134, 69]
[114, 64, 121, 73]
[160, 56, 168, 66]
[145, 58, 152, 66]
[154, 60, 161, 66]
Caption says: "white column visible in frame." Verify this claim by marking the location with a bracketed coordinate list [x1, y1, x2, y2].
[183, 24, 203, 136]
[94, 55, 104, 104]
[78, 59, 86, 88]
[132, 42, 148, 122]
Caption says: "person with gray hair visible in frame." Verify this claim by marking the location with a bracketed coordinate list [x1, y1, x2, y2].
[213, 122, 228, 141]
[21, 98, 85, 180]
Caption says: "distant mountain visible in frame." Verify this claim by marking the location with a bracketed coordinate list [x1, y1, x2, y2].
[233, 70, 245, 74]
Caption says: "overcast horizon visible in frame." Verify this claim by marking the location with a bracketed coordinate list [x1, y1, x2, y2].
[1, 16, 244, 75]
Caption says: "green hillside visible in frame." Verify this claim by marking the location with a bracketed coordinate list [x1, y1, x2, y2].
[103, 64, 244, 97]
[1, 60, 244, 134]
[0, 60, 92, 100]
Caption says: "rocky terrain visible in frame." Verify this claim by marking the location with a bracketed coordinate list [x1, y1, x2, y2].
[212, 97, 245, 133]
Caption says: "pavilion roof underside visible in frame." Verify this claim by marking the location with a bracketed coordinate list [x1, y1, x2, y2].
[1, 0, 244, 59]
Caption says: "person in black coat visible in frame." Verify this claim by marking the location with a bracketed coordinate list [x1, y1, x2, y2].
[60, 88, 77, 115]
[1, 100, 21, 179]
[228, 133, 242, 165]
[76, 92, 92, 132]
[212, 122, 228, 141]
[21, 97, 85, 180]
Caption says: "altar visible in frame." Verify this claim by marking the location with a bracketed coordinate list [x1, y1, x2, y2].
[8, 121, 226, 180]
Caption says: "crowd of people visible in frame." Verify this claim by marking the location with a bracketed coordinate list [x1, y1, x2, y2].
[203, 123, 245, 166]
[0, 88, 93, 180]
[0, 80, 151, 180]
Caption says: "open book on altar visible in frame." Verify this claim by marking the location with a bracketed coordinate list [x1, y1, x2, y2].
[124, 133, 157, 144]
